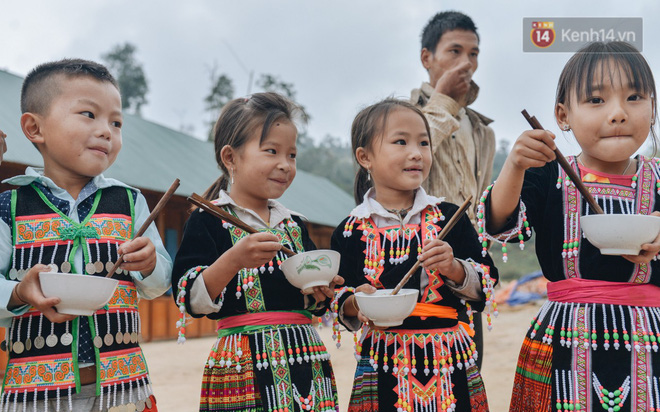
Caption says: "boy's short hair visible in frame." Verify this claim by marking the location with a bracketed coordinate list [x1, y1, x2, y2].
[421, 11, 479, 53]
[21, 58, 119, 116]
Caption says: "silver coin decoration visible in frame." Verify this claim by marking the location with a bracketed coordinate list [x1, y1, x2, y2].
[34, 336, 45, 349]
[60, 333, 73, 346]
[60, 262, 71, 273]
[123, 332, 131, 344]
[25, 338, 32, 352]
[8, 268, 18, 280]
[12, 341, 24, 354]
[85, 262, 96, 274]
[145, 398, 152, 408]
[48, 264, 58, 273]
[46, 334, 58, 348]
[131, 332, 138, 344]
[126, 403, 137, 412]
[94, 336, 103, 348]
[115, 332, 123, 345]
[106, 261, 115, 272]
[94, 261, 104, 273]
[136, 399, 145, 411]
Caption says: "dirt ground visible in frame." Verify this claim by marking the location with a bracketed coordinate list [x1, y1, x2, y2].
[142, 301, 541, 412]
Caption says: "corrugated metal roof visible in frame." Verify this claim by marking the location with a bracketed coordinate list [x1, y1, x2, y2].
[0, 69, 355, 227]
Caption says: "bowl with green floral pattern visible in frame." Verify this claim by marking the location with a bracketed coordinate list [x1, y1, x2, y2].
[280, 250, 340, 294]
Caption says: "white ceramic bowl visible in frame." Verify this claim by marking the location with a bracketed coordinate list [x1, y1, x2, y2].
[354, 288, 418, 327]
[580, 214, 660, 255]
[39, 272, 119, 316]
[280, 250, 340, 294]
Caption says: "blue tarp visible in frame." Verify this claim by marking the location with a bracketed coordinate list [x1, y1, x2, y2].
[507, 270, 546, 306]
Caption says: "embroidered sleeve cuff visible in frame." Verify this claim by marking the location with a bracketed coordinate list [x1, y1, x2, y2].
[176, 266, 223, 343]
[189, 274, 224, 315]
[338, 299, 363, 332]
[444, 259, 483, 301]
[476, 184, 531, 262]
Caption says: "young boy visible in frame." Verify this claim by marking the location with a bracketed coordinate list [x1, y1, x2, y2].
[0, 59, 172, 411]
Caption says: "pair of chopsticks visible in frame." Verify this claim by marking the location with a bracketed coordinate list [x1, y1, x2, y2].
[521, 110, 604, 215]
[105, 179, 180, 277]
[391, 195, 473, 295]
[188, 193, 296, 257]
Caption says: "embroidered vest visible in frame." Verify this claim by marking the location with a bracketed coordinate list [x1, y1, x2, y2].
[1, 185, 151, 406]
[223, 209, 305, 313]
[560, 156, 656, 282]
[346, 205, 446, 304]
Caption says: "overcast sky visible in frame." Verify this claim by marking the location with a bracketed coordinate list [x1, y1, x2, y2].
[2, 0, 659, 156]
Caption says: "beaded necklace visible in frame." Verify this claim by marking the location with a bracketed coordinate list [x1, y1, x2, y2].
[591, 374, 631, 412]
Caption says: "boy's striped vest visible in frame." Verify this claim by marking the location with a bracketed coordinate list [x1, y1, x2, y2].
[1, 185, 153, 408]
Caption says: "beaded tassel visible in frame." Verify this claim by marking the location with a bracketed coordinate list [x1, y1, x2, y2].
[423, 336, 429, 376]
[329, 286, 355, 348]
[559, 303, 568, 347]
[649, 307, 660, 352]
[382, 334, 390, 372]
[602, 304, 610, 350]
[530, 301, 552, 340]
[478, 263, 498, 329]
[620, 306, 631, 351]
[176, 266, 218, 343]
[542, 303, 561, 345]
[476, 184, 530, 260]
[611, 304, 620, 350]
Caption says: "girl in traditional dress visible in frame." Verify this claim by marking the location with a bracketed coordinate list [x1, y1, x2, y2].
[331, 98, 498, 412]
[480, 41, 660, 411]
[172, 92, 341, 412]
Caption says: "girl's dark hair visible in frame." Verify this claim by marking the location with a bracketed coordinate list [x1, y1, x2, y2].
[202, 92, 304, 201]
[351, 98, 432, 204]
[556, 41, 658, 151]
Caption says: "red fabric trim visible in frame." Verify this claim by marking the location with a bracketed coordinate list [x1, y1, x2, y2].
[216, 311, 311, 329]
[547, 278, 660, 306]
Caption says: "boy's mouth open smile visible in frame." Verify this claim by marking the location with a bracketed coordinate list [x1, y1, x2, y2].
[89, 146, 110, 156]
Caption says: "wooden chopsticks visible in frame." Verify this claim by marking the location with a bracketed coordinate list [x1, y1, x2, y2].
[391, 195, 473, 295]
[521, 110, 604, 214]
[106, 178, 180, 278]
[187, 193, 296, 257]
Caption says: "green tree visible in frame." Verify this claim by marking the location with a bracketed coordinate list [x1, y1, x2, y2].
[101, 43, 149, 115]
[256, 74, 296, 99]
[297, 134, 354, 194]
[204, 69, 235, 140]
[256, 74, 310, 122]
